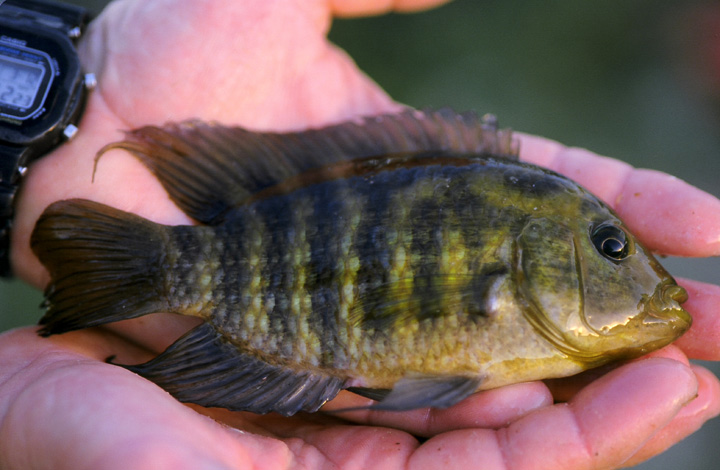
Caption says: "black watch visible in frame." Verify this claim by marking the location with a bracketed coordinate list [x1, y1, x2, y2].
[0, 0, 95, 277]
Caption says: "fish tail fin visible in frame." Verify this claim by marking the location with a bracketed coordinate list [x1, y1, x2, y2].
[31, 199, 170, 336]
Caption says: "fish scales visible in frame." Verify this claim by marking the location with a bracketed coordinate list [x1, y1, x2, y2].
[156, 162, 603, 383]
[31, 109, 692, 415]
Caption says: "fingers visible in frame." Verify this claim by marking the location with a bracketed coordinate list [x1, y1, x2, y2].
[622, 364, 720, 467]
[331, 0, 451, 16]
[518, 133, 720, 257]
[674, 278, 720, 360]
[406, 358, 698, 470]
[613, 170, 720, 257]
[3, 327, 709, 470]
[0, 328, 276, 470]
[322, 381, 553, 437]
[545, 344, 690, 403]
[317, 349, 710, 470]
[82, 0, 398, 129]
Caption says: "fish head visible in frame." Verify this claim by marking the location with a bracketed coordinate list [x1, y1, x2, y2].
[515, 210, 691, 365]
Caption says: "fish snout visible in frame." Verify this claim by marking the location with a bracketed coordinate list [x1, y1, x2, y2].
[643, 280, 692, 328]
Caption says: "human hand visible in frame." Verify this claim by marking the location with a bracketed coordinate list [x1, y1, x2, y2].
[3, 1, 720, 469]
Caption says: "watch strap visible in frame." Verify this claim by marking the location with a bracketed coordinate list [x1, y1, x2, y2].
[0, 0, 89, 38]
[0, 145, 28, 276]
[0, 0, 90, 276]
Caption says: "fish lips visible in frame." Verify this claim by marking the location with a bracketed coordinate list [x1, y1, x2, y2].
[640, 279, 692, 330]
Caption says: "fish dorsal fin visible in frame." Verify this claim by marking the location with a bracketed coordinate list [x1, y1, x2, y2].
[120, 323, 346, 416]
[97, 108, 517, 225]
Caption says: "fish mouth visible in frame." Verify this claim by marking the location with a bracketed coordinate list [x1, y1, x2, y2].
[641, 279, 692, 329]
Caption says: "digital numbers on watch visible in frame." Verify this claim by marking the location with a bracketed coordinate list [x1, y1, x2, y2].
[0, 40, 55, 122]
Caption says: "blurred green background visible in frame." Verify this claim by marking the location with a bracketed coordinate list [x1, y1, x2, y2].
[2, 0, 719, 468]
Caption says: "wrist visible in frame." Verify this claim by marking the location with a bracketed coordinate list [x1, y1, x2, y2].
[0, 0, 95, 277]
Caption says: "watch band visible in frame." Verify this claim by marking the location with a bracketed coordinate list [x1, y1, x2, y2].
[0, 0, 89, 37]
[0, 0, 91, 277]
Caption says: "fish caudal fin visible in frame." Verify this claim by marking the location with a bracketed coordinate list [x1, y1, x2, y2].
[121, 323, 346, 416]
[31, 199, 169, 336]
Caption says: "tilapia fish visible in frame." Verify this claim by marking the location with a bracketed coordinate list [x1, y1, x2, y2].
[31, 109, 692, 416]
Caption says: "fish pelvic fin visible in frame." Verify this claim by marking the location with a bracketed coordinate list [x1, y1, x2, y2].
[31, 199, 170, 336]
[120, 323, 346, 416]
[95, 108, 517, 225]
[341, 375, 482, 413]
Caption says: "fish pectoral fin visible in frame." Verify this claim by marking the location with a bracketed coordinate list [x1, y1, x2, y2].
[118, 323, 345, 416]
[96, 109, 516, 225]
[366, 374, 482, 412]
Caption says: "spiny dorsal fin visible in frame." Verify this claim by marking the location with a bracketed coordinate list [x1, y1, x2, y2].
[97, 108, 517, 225]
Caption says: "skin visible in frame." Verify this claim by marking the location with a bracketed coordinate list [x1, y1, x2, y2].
[1, 0, 720, 468]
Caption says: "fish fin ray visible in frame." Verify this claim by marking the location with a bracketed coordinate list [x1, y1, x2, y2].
[367, 375, 481, 411]
[30, 199, 169, 336]
[122, 323, 346, 416]
[96, 109, 516, 225]
[346, 387, 391, 402]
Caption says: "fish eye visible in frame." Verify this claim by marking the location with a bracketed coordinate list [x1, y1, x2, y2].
[591, 224, 630, 261]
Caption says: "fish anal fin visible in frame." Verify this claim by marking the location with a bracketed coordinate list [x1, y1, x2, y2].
[119, 324, 345, 416]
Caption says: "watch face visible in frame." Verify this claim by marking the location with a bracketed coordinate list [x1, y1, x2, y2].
[0, 21, 83, 146]
[0, 42, 55, 121]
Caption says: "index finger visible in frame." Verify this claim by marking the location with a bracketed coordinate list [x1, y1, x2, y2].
[519, 133, 720, 257]
[674, 278, 720, 360]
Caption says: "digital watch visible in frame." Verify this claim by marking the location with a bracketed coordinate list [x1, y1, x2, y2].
[0, 0, 95, 276]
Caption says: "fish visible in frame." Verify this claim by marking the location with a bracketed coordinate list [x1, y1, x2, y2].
[30, 108, 692, 416]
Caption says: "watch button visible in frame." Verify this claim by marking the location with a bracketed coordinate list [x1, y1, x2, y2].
[63, 124, 79, 140]
[68, 26, 82, 39]
[84, 73, 97, 89]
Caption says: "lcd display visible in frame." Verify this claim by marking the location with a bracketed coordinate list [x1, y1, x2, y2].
[0, 55, 45, 109]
